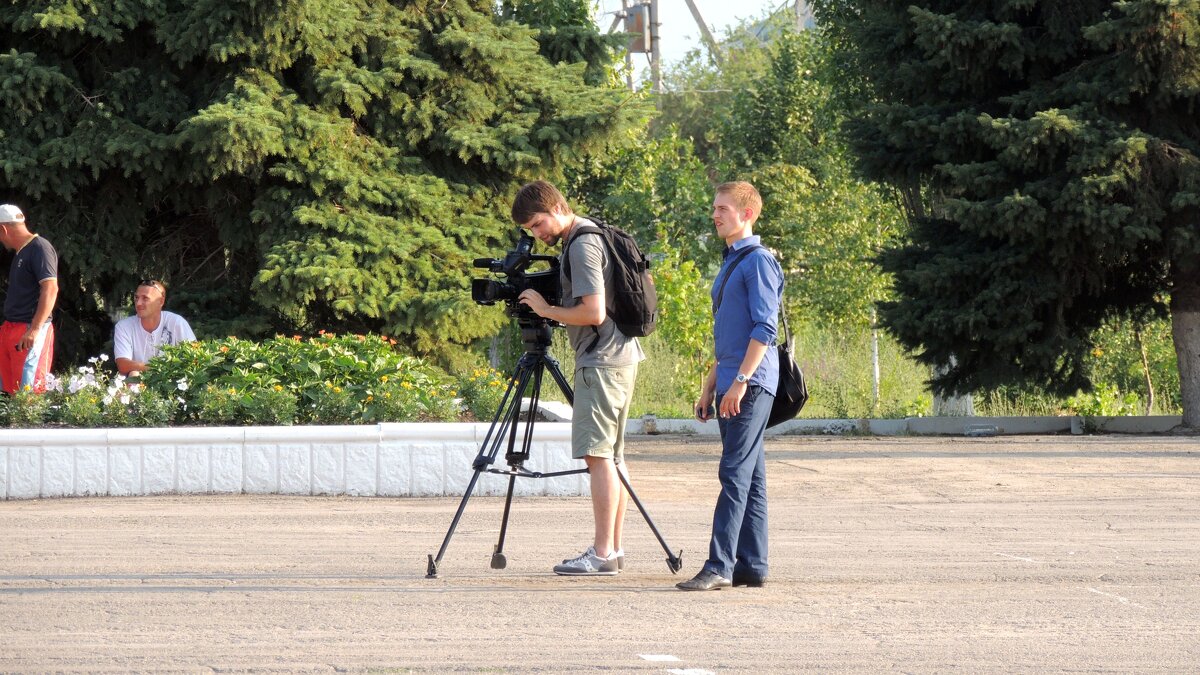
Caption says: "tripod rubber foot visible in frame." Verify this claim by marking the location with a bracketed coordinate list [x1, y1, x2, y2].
[666, 550, 683, 574]
[425, 554, 439, 579]
[490, 551, 507, 569]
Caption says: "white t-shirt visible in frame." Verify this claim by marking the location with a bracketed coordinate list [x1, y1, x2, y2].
[113, 311, 196, 364]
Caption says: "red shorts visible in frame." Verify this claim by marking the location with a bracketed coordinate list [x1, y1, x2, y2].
[0, 321, 55, 395]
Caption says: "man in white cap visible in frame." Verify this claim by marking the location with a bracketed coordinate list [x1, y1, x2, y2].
[0, 204, 59, 395]
[113, 278, 196, 377]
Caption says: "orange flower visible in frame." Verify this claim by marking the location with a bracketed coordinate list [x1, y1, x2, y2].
[220, 346, 229, 353]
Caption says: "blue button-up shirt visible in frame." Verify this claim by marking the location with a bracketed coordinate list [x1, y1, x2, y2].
[711, 236, 783, 395]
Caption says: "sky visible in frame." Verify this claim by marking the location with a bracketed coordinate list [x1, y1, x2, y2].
[593, 0, 794, 68]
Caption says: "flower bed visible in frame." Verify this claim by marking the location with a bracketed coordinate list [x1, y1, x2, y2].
[1, 333, 510, 428]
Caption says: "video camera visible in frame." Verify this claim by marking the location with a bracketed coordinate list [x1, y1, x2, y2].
[471, 232, 561, 323]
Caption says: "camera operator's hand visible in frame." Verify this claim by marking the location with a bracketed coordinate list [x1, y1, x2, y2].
[517, 289, 551, 317]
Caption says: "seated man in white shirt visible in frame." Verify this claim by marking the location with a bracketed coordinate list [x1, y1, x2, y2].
[113, 279, 196, 376]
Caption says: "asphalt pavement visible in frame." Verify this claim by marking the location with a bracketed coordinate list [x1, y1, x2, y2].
[2, 434, 1198, 672]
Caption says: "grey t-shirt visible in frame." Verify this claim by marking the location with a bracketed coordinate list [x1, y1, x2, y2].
[559, 219, 646, 369]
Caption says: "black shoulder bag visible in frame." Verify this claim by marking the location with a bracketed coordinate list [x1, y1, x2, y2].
[715, 246, 809, 428]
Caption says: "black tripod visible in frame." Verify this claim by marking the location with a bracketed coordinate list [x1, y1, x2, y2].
[426, 319, 683, 578]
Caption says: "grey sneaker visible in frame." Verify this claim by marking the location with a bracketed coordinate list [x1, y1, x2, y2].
[554, 546, 619, 576]
[562, 547, 625, 572]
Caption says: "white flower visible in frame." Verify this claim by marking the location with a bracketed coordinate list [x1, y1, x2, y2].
[119, 393, 131, 406]
[176, 378, 189, 392]
[99, 354, 109, 362]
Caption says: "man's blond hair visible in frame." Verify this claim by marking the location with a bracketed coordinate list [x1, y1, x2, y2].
[715, 181, 762, 221]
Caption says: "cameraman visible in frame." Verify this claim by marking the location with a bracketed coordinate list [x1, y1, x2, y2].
[512, 180, 645, 577]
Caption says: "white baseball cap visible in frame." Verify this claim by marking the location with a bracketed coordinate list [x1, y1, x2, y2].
[0, 204, 24, 224]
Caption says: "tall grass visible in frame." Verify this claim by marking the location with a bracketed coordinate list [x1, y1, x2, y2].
[488, 317, 1182, 420]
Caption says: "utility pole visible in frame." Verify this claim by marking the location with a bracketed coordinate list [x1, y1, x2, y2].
[649, 0, 662, 93]
[619, 0, 634, 90]
[794, 0, 814, 30]
[610, 0, 655, 92]
[682, 0, 723, 65]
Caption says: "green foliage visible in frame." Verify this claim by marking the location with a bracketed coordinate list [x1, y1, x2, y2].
[6, 388, 50, 428]
[56, 388, 104, 427]
[499, 0, 626, 86]
[100, 386, 175, 428]
[0, 0, 650, 366]
[645, 247, 713, 402]
[814, 1, 1200, 421]
[1085, 316, 1181, 414]
[192, 385, 245, 427]
[141, 332, 461, 424]
[571, 131, 715, 264]
[1066, 386, 1141, 418]
[307, 383, 362, 425]
[458, 366, 511, 422]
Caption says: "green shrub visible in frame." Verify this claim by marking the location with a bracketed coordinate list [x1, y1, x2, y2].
[243, 386, 298, 426]
[1066, 385, 1141, 418]
[193, 385, 244, 426]
[141, 332, 463, 425]
[457, 367, 510, 422]
[363, 381, 425, 422]
[306, 382, 360, 425]
[57, 390, 104, 427]
[7, 387, 50, 427]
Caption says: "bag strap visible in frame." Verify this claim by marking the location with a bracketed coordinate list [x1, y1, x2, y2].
[562, 222, 604, 282]
[714, 244, 792, 351]
[714, 245, 763, 313]
[563, 219, 609, 354]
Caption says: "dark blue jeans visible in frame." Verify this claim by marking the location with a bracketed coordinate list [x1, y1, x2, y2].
[705, 384, 773, 580]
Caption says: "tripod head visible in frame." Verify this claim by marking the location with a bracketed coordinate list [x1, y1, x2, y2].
[517, 317, 556, 354]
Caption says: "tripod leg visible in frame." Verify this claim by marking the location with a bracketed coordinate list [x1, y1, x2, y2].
[427, 463, 490, 578]
[491, 473, 519, 569]
[543, 354, 574, 406]
[426, 358, 536, 578]
[618, 471, 684, 574]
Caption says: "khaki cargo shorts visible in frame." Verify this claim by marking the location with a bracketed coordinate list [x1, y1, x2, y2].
[572, 363, 638, 463]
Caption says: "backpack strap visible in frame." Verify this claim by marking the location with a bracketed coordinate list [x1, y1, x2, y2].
[562, 219, 608, 354]
[561, 222, 604, 282]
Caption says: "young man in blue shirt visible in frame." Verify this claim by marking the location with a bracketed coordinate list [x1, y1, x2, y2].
[678, 181, 783, 591]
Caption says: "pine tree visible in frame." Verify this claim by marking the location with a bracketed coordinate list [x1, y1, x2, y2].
[0, 0, 648, 363]
[815, 1, 1200, 427]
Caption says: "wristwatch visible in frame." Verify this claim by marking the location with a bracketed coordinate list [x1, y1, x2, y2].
[735, 372, 750, 384]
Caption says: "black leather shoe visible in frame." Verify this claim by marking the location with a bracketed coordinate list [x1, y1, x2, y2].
[676, 570, 731, 591]
[732, 574, 766, 588]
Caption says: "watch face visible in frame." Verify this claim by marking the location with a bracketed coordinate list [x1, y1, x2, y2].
[736, 374, 748, 383]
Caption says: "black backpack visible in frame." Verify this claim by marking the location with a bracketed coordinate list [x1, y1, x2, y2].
[563, 217, 658, 345]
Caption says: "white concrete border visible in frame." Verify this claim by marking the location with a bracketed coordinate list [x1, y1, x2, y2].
[5, 414, 1188, 501]
[630, 414, 1185, 437]
[1, 423, 584, 501]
